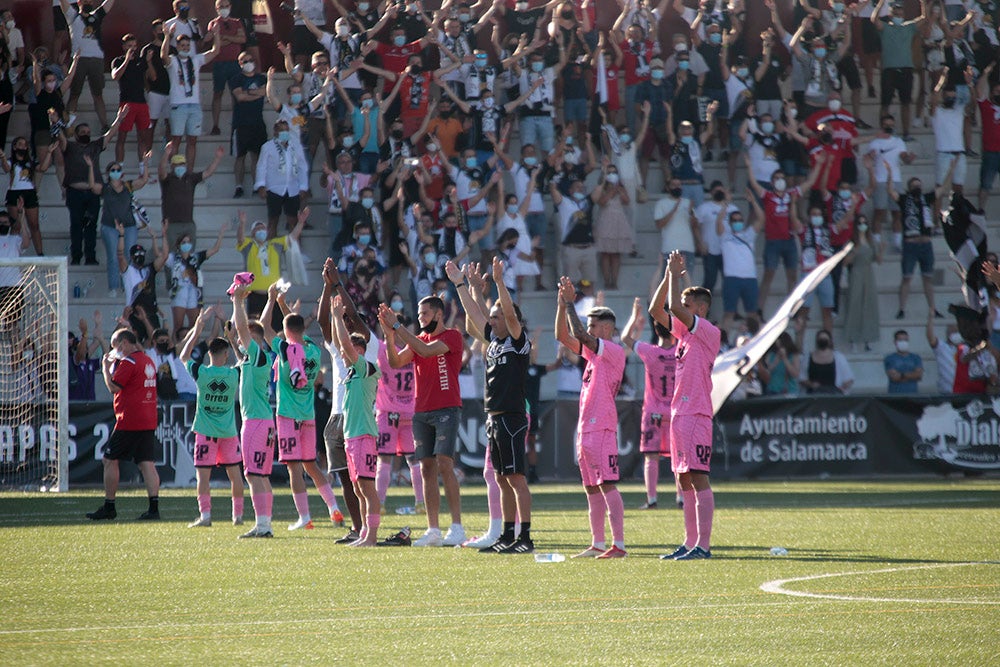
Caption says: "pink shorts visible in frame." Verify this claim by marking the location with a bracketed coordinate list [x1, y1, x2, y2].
[639, 410, 671, 455]
[275, 416, 317, 463]
[376, 411, 415, 456]
[193, 433, 242, 467]
[576, 429, 619, 486]
[345, 434, 378, 482]
[241, 418, 275, 476]
[669, 414, 713, 474]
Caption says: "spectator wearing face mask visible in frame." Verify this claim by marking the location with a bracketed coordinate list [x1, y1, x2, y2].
[118, 224, 169, 341]
[871, 0, 924, 141]
[884, 329, 923, 393]
[800, 329, 855, 394]
[717, 188, 764, 335]
[236, 209, 307, 331]
[594, 165, 631, 290]
[161, 23, 224, 168]
[339, 220, 384, 277]
[694, 180, 738, 293]
[842, 214, 881, 352]
[931, 77, 968, 193]
[926, 312, 961, 393]
[157, 142, 227, 249]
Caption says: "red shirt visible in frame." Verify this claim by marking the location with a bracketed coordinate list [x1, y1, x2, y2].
[604, 65, 622, 110]
[978, 99, 1000, 152]
[421, 152, 447, 200]
[207, 17, 244, 62]
[805, 109, 858, 190]
[399, 73, 430, 118]
[111, 351, 158, 431]
[375, 40, 423, 91]
[412, 328, 464, 412]
[826, 191, 866, 246]
[762, 187, 801, 241]
[620, 39, 654, 86]
[953, 346, 988, 394]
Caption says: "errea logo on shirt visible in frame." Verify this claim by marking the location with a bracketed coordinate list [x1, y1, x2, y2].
[144, 363, 156, 388]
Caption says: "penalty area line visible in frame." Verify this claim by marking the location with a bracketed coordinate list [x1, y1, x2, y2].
[760, 561, 1000, 605]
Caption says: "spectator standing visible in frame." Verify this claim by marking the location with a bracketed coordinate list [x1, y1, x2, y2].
[843, 215, 881, 351]
[872, 0, 925, 140]
[60, 121, 115, 266]
[141, 20, 172, 142]
[550, 173, 603, 285]
[230, 51, 267, 198]
[976, 62, 1000, 210]
[654, 176, 697, 270]
[255, 120, 309, 237]
[109, 34, 152, 168]
[865, 114, 913, 241]
[758, 331, 800, 396]
[884, 329, 923, 393]
[157, 143, 227, 248]
[235, 209, 307, 331]
[161, 24, 222, 167]
[69, 312, 105, 401]
[716, 190, 763, 335]
[204, 0, 247, 136]
[926, 311, 960, 394]
[166, 225, 226, 338]
[694, 180, 738, 293]
[60, 0, 113, 132]
[594, 165, 631, 290]
[888, 172, 947, 320]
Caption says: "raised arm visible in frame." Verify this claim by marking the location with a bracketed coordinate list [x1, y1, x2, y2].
[621, 297, 643, 351]
[492, 256, 521, 340]
[446, 260, 486, 341]
[558, 276, 598, 353]
[666, 250, 693, 329]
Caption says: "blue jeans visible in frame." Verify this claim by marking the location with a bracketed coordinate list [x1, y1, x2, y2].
[358, 151, 378, 175]
[520, 115, 555, 153]
[680, 183, 705, 208]
[525, 212, 547, 239]
[101, 223, 137, 291]
[467, 213, 492, 250]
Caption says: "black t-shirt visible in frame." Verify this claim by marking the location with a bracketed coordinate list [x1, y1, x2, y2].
[399, 12, 431, 42]
[755, 56, 784, 100]
[506, 8, 545, 36]
[141, 42, 171, 95]
[525, 363, 547, 413]
[112, 54, 148, 104]
[229, 0, 253, 20]
[483, 323, 531, 413]
[698, 43, 724, 89]
[30, 88, 65, 130]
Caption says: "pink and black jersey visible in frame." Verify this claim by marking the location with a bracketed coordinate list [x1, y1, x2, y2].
[634, 341, 677, 418]
[578, 339, 626, 433]
[376, 340, 415, 416]
[670, 316, 720, 418]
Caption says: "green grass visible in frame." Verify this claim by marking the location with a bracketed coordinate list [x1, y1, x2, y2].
[2, 480, 999, 665]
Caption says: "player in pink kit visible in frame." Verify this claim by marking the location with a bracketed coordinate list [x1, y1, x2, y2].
[650, 251, 721, 560]
[621, 297, 682, 511]
[375, 325, 423, 513]
[555, 276, 629, 559]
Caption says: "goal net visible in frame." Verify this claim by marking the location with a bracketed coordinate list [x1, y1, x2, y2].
[0, 257, 69, 492]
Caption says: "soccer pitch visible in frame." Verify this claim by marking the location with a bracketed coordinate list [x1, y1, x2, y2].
[1, 480, 998, 665]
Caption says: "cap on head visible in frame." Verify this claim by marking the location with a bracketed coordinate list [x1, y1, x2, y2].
[170, 155, 187, 165]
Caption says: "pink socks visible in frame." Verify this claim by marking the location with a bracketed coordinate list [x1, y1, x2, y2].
[292, 491, 310, 520]
[317, 483, 338, 513]
[251, 493, 271, 520]
[232, 496, 244, 520]
[408, 459, 424, 503]
[586, 492, 607, 548]
[604, 488, 625, 549]
[197, 493, 211, 516]
[682, 488, 697, 549]
[644, 457, 658, 503]
[376, 459, 392, 504]
[695, 488, 715, 551]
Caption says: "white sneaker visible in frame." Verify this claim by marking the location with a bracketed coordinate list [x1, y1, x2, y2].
[187, 516, 212, 528]
[107, 288, 119, 299]
[442, 524, 467, 546]
[287, 517, 314, 531]
[413, 527, 443, 547]
[463, 531, 501, 549]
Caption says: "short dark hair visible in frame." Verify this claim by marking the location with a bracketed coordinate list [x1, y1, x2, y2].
[151, 328, 169, 341]
[284, 313, 305, 334]
[418, 295, 444, 313]
[208, 337, 230, 355]
[894, 329, 908, 340]
[682, 286, 712, 309]
[653, 321, 671, 339]
[349, 333, 367, 348]
[588, 307, 616, 324]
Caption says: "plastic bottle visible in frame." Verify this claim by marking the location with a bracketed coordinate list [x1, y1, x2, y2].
[534, 553, 565, 563]
[73, 282, 80, 298]
[770, 547, 788, 556]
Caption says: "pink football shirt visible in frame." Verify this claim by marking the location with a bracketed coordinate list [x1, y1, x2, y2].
[670, 315, 721, 417]
[578, 339, 626, 433]
[376, 340, 416, 415]
[635, 340, 677, 417]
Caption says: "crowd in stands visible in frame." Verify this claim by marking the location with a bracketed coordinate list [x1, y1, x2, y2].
[0, 0, 997, 399]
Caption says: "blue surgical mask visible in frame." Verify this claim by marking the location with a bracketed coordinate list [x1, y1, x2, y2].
[109, 169, 122, 180]
[523, 156, 537, 167]
[254, 229, 267, 242]
[678, 60, 690, 71]
[833, 2, 845, 12]
[361, 197, 374, 209]
[361, 98, 374, 109]
[709, 33, 722, 45]
[424, 252, 437, 265]
[761, 121, 775, 134]
[839, 189, 852, 200]
[731, 221, 745, 232]
[680, 135, 694, 145]
[391, 299, 404, 312]
[572, 191, 585, 201]
[506, 204, 519, 215]
[394, 35, 406, 47]
[531, 61, 544, 72]
[810, 215, 824, 227]
[179, 242, 193, 253]
[174, 166, 187, 178]
[620, 133, 631, 144]
[465, 157, 477, 169]
[277, 130, 290, 143]
[565, 136, 573, 146]
[358, 234, 371, 245]
[814, 47, 827, 59]
[651, 69, 664, 80]
[736, 67, 749, 79]
[290, 93, 303, 104]
[892, 16, 903, 25]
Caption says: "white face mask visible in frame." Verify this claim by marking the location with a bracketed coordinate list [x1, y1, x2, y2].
[948, 332, 963, 345]
[337, 25, 350, 37]
[895, 340, 910, 353]
[773, 178, 786, 191]
[219, 8, 231, 18]
[828, 99, 842, 112]
[242, 62, 255, 73]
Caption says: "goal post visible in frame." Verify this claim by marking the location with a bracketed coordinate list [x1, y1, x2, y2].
[0, 257, 69, 492]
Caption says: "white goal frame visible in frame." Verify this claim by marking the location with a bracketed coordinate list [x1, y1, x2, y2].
[0, 257, 69, 492]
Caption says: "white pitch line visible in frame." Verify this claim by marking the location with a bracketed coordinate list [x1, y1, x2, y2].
[0, 600, 803, 637]
[760, 561, 1000, 605]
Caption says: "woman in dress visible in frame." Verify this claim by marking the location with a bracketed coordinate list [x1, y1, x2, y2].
[843, 214, 881, 351]
[593, 165, 631, 289]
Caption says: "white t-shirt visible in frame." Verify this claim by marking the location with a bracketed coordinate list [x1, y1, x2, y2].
[167, 52, 207, 105]
[932, 339, 958, 394]
[933, 106, 965, 152]
[66, 7, 105, 59]
[867, 135, 908, 183]
[6, 27, 23, 54]
[0, 234, 24, 286]
[511, 163, 544, 213]
[325, 335, 379, 413]
[720, 226, 758, 279]
[724, 74, 752, 117]
[653, 196, 694, 254]
[496, 214, 540, 276]
[695, 201, 738, 255]
[163, 17, 202, 47]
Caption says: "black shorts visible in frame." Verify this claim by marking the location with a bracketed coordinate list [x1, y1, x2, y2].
[292, 25, 322, 58]
[881, 67, 913, 106]
[839, 157, 858, 185]
[266, 191, 301, 219]
[528, 411, 540, 435]
[6, 189, 39, 210]
[487, 413, 528, 476]
[105, 429, 158, 463]
[837, 55, 862, 91]
[232, 122, 267, 157]
[860, 20, 881, 54]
